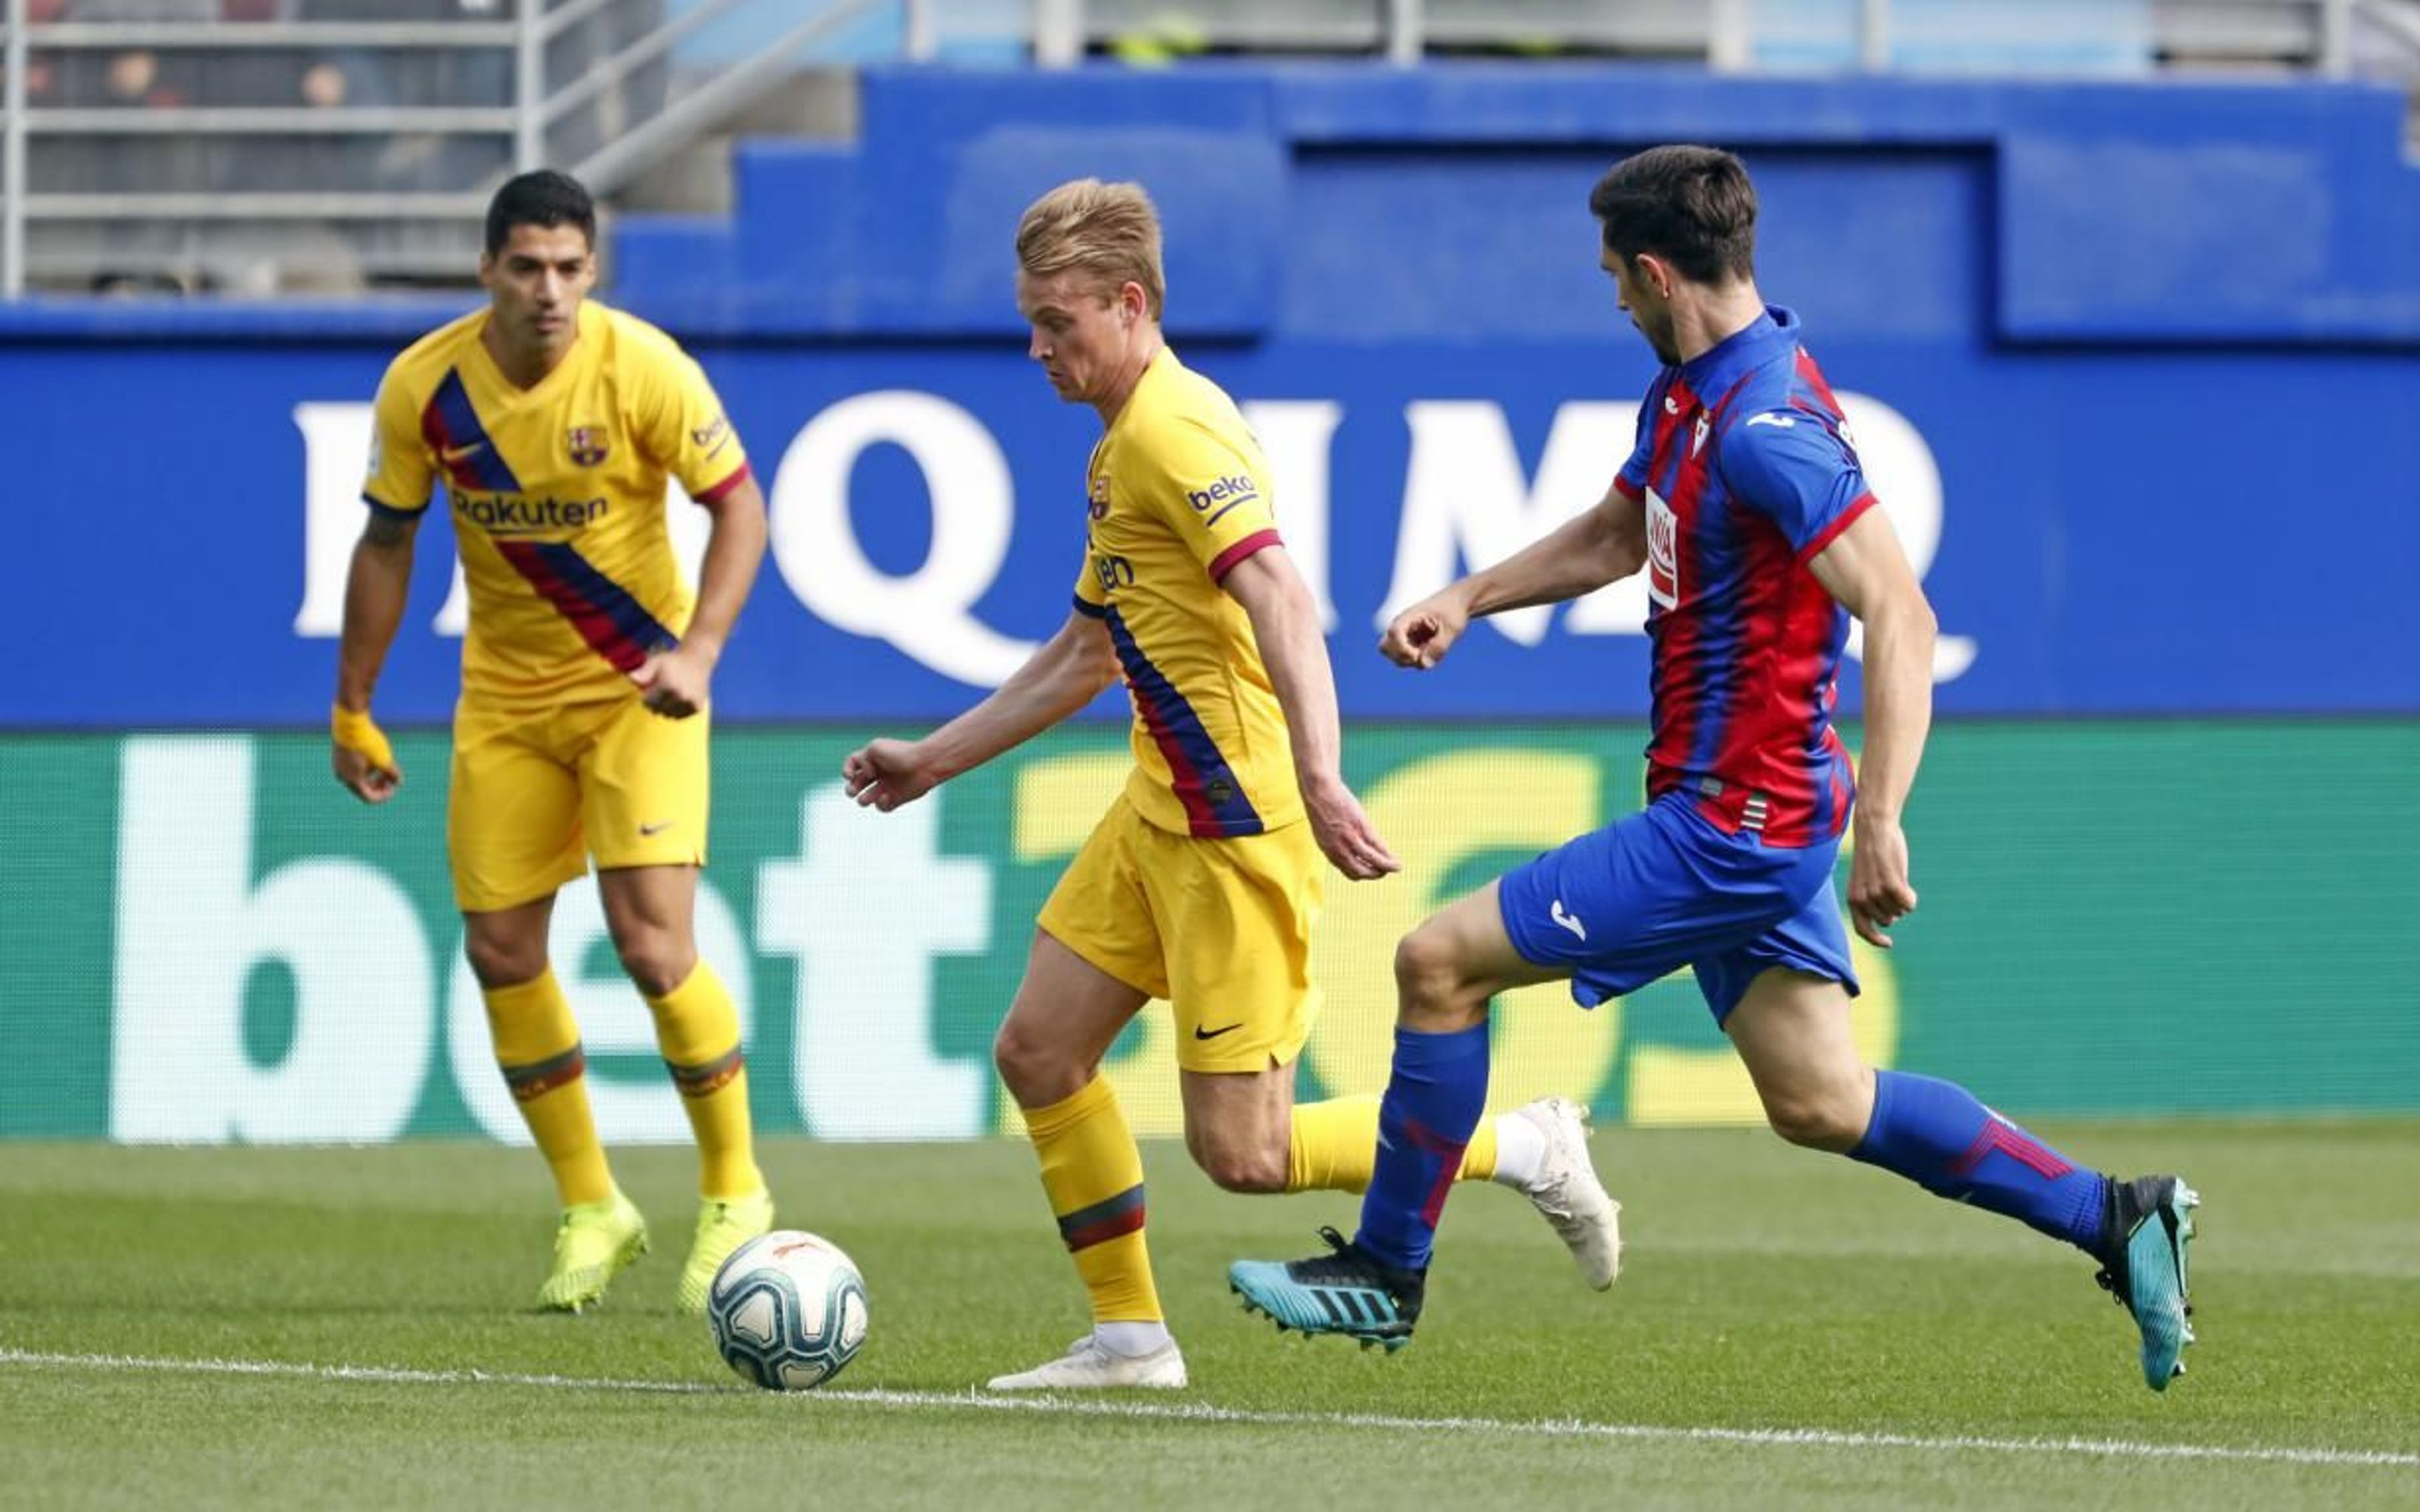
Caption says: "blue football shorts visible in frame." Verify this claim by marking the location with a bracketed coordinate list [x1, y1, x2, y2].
[1496, 789, 1859, 1024]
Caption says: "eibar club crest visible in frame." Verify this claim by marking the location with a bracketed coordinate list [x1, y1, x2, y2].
[566, 426, 610, 467]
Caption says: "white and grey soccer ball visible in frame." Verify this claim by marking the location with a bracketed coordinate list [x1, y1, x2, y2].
[706, 1230, 870, 1391]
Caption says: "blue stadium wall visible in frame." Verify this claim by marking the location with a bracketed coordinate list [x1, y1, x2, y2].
[3, 67, 2415, 1139]
[8, 67, 2420, 723]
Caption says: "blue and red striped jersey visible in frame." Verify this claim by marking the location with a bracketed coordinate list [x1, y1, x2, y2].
[1613, 306, 1876, 847]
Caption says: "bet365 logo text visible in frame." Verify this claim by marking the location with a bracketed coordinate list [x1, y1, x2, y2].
[106, 733, 1901, 1145]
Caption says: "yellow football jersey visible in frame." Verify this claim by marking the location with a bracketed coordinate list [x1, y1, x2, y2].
[363, 300, 750, 708]
[1072, 347, 1302, 838]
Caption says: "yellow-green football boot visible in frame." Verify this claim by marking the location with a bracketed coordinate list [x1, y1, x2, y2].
[536, 1191, 649, 1313]
[676, 1188, 776, 1315]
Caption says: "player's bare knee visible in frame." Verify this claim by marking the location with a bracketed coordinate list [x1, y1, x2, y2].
[463, 932, 544, 990]
[1393, 927, 1488, 1032]
[1191, 1136, 1287, 1194]
[991, 1019, 1071, 1105]
[1763, 1088, 1866, 1152]
[990, 1021, 1033, 1082]
[1202, 1154, 1287, 1194]
[616, 938, 695, 999]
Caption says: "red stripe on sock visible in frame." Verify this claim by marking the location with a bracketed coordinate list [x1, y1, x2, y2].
[1061, 1207, 1147, 1253]
[1950, 1119, 2075, 1181]
[1404, 1118, 1470, 1228]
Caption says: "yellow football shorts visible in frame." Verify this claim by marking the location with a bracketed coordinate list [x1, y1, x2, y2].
[1037, 796, 1326, 1074]
[447, 694, 709, 913]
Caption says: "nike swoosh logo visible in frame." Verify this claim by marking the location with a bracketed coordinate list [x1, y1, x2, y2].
[638, 820, 675, 837]
[439, 442, 487, 463]
[1192, 1023, 1243, 1041]
[1550, 900, 1588, 943]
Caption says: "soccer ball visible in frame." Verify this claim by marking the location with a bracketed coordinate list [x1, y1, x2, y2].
[706, 1229, 869, 1391]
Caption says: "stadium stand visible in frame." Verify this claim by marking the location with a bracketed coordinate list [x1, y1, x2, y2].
[2, 0, 2417, 296]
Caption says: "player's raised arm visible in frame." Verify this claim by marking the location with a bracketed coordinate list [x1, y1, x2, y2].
[1223, 545, 1400, 881]
[1379, 481, 1646, 669]
[842, 607, 1122, 812]
[332, 507, 420, 804]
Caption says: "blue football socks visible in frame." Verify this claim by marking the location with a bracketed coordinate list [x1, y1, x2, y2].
[1849, 1069, 2107, 1253]
[1357, 1023, 1491, 1272]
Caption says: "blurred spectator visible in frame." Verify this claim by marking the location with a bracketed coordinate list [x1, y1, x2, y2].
[102, 48, 188, 106]
[52, 42, 188, 107]
[23, 0, 672, 293]
[297, 57, 347, 109]
[35, 2, 213, 294]
[51, 0, 207, 110]
[293, 0, 510, 107]
[70, 43, 206, 195]
[222, 33, 392, 191]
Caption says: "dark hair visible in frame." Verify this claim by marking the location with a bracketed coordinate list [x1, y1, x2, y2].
[484, 169, 595, 257]
[1587, 146, 1757, 285]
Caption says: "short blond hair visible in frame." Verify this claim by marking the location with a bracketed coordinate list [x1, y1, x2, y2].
[1015, 178, 1165, 320]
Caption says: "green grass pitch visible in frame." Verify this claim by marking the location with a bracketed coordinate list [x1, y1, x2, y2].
[3, 1120, 2415, 1510]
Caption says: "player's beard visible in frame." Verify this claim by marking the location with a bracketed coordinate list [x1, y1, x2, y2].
[1637, 314, 1680, 367]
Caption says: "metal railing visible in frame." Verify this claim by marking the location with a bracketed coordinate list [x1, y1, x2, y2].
[0, 0, 933, 296]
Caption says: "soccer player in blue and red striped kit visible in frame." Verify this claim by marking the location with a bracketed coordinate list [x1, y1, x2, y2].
[1228, 145, 2199, 1392]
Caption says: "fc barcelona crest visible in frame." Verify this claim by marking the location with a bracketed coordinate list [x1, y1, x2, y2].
[566, 426, 610, 467]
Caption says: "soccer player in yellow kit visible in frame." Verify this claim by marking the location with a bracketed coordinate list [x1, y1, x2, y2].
[332, 171, 774, 1315]
[843, 179, 1622, 1390]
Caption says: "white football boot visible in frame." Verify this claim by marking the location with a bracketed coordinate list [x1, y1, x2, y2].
[985, 1333, 1189, 1391]
[1516, 1096, 1623, 1290]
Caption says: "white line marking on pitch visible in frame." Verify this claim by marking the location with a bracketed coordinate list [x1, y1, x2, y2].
[2, 1348, 2411, 1471]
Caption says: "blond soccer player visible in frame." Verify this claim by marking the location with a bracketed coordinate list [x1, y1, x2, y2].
[842, 179, 1622, 1390]
[334, 170, 775, 1315]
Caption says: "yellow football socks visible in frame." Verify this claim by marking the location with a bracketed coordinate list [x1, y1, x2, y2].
[1025, 1075, 1162, 1325]
[484, 968, 616, 1207]
[1286, 1093, 1500, 1193]
[645, 961, 765, 1202]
